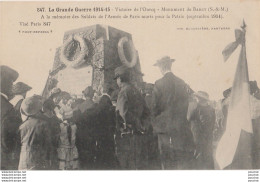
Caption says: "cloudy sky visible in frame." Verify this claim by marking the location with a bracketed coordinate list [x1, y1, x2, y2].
[1, 1, 260, 101]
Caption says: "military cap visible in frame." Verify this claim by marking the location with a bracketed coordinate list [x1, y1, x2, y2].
[0, 65, 19, 82]
[194, 91, 209, 100]
[153, 56, 175, 67]
[114, 65, 130, 79]
[12, 82, 32, 95]
[82, 86, 95, 97]
[21, 95, 43, 116]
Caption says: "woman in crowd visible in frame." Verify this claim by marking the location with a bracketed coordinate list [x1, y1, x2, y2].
[18, 95, 51, 170]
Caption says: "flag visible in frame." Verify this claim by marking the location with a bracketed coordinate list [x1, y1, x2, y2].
[222, 29, 244, 62]
[216, 22, 253, 169]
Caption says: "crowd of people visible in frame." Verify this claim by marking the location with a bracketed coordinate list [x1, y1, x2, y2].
[1, 56, 260, 170]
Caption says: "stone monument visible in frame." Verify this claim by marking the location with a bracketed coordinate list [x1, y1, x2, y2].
[42, 24, 143, 98]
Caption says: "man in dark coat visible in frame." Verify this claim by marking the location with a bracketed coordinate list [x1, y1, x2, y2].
[76, 86, 97, 169]
[95, 95, 117, 169]
[18, 95, 51, 170]
[78, 86, 95, 113]
[114, 65, 150, 169]
[187, 91, 215, 169]
[0, 65, 20, 170]
[144, 83, 154, 111]
[250, 81, 260, 169]
[42, 98, 61, 170]
[143, 83, 161, 169]
[151, 56, 194, 169]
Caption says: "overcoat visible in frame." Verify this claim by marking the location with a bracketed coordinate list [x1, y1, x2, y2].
[115, 83, 150, 169]
[1, 95, 21, 169]
[18, 114, 51, 170]
[151, 72, 194, 151]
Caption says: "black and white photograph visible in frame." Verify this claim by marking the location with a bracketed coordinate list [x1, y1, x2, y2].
[0, 1, 260, 181]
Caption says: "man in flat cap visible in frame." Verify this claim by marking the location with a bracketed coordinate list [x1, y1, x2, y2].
[0, 65, 21, 170]
[151, 56, 194, 169]
[114, 65, 150, 169]
[10, 82, 32, 119]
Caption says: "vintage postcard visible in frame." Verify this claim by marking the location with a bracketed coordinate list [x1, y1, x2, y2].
[0, 0, 260, 181]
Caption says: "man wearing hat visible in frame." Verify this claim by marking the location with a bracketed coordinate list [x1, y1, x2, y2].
[10, 82, 32, 119]
[151, 56, 194, 169]
[114, 65, 149, 169]
[78, 86, 95, 113]
[18, 95, 51, 170]
[77, 86, 98, 169]
[187, 91, 215, 169]
[0, 65, 21, 170]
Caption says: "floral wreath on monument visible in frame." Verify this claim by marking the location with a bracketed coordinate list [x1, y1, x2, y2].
[60, 34, 88, 68]
[118, 37, 137, 68]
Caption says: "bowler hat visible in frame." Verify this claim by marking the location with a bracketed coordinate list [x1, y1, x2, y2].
[21, 95, 43, 116]
[12, 82, 32, 95]
[194, 91, 209, 100]
[0, 65, 19, 82]
[153, 56, 175, 67]
[114, 65, 130, 79]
